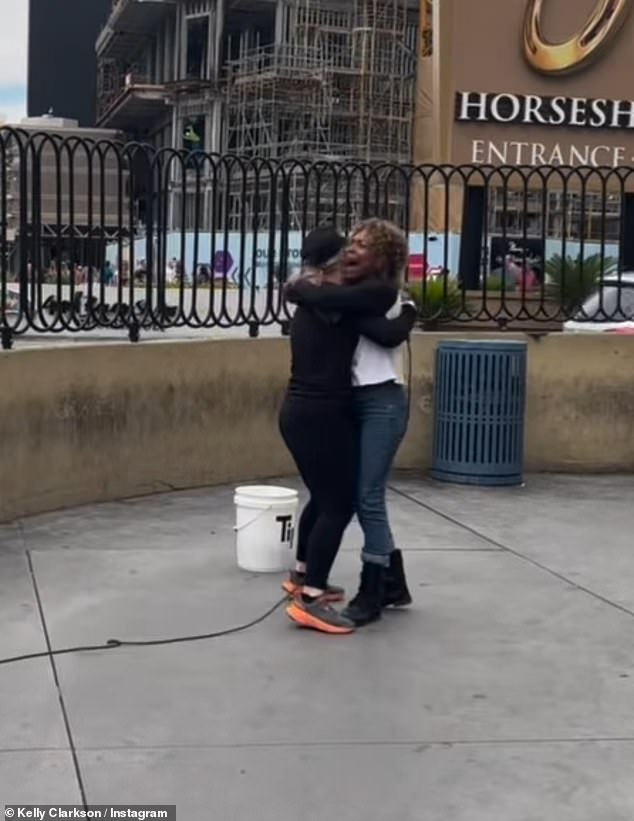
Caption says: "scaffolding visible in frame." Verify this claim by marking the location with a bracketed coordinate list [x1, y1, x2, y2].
[95, 0, 419, 233]
[225, 0, 415, 163]
[223, 0, 417, 229]
[225, 45, 335, 159]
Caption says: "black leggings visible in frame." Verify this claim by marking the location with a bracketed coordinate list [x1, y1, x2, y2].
[279, 395, 356, 590]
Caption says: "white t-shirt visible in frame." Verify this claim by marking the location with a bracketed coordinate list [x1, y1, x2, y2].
[351, 298, 405, 387]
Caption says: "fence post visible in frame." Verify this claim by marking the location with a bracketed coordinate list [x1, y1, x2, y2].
[128, 317, 140, 343]
[1, 327, 13, 350]
[621, 192, 634, 270]
[458, 185, 486, 289]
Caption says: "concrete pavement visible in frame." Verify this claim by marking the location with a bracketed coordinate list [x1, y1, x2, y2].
[1, 473, 634, 819]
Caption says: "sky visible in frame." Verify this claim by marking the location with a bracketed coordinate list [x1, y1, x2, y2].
[0, 0, 28, 124]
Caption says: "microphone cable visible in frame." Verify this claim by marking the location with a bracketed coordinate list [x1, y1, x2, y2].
[0, 595, 289, 668]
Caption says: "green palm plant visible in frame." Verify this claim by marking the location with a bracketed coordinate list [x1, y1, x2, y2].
[406, 278, 464, 324]
[483, 275, 504, 291]
[545, 253, 617, 313]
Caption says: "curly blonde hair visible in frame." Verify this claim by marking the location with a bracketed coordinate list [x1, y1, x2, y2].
[350, 218, 408, 284]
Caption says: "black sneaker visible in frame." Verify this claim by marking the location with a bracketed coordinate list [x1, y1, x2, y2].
[286, 595, 355, 634]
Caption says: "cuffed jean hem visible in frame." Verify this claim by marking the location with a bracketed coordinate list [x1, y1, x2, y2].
[361, 549, 391, 568]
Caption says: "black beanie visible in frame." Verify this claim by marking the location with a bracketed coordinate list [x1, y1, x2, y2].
[301, 226, 346, 268]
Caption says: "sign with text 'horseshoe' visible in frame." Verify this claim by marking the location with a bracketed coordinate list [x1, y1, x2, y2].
[420, 0, 634, 170]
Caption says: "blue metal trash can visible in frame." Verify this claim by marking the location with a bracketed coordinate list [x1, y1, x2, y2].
[431, 339, 527, 486]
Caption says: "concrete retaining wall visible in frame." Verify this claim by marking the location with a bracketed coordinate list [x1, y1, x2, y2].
[1, 333, 633, 522]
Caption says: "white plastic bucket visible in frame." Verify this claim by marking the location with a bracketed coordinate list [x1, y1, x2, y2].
[233, 485, 299, 573]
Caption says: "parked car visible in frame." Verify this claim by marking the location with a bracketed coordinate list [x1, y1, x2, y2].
[563, 272, 634, 334]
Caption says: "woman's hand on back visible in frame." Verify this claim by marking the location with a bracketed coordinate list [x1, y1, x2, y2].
[285, 278, 397, 316]
[284, 268, 323, 303]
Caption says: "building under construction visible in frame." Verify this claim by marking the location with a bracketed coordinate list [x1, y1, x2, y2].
[96, 0, 419, 230]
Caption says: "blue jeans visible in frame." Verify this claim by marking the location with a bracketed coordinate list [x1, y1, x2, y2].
[353, 382, 408, 568]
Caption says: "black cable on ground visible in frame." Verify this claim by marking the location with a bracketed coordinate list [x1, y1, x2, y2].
[0, 595, 289, 668]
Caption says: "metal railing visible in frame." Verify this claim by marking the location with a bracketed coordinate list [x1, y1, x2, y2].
[1, 127, 634, 346]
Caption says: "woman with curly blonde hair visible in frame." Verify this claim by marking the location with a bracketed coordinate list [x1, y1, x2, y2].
[288, 218, 416, 627]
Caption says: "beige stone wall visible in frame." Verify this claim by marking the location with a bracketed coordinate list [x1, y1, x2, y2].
[1, 333, 633, 522]
[0, 339, 295, 522]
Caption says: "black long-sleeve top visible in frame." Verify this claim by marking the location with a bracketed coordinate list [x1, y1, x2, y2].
[283, 279, 416, 401]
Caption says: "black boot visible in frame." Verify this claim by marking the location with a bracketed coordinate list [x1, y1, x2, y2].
[382, 549, 412, 608]
[342, 562, 385, 626]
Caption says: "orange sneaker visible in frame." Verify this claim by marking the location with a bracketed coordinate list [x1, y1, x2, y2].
[282, 570, 345, 602]
[286, 595, 355, 635]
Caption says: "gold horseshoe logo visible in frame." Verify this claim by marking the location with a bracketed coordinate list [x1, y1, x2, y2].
[523, 0, 632, 74]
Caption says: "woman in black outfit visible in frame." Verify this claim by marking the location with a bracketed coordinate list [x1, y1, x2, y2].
[278, 227, 414, 635]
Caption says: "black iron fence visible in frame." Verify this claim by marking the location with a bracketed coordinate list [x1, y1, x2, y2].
[2, 126, 634, 346]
